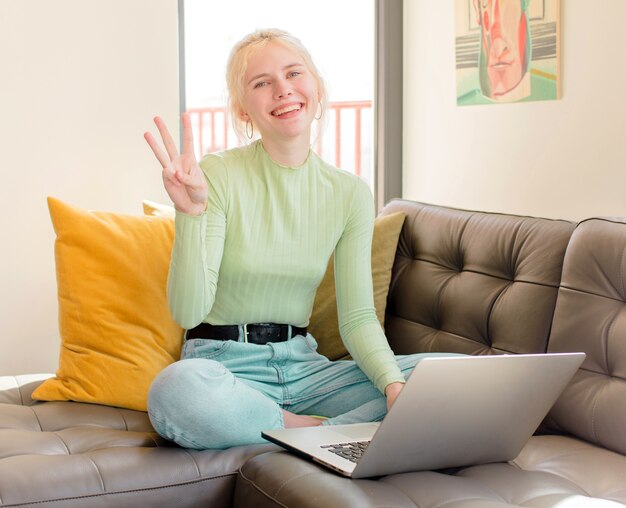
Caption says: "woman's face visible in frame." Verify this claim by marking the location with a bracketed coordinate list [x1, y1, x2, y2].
[241, 41, 319, 144]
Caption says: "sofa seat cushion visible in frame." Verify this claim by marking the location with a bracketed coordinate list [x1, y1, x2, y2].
[0, 394, 276, 507]
[512, 435, 626, 504]
[234, 436, 626, 507]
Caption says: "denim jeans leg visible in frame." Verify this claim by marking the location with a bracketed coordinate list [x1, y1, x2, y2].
[287, 350, 463, 425]
[148, 333, 464, 448]
[147, 358, 284, 449]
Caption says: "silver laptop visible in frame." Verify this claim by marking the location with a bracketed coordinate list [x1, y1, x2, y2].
[262, 352, 585, 478]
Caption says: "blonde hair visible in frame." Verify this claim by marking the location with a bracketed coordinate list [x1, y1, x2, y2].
[226, 28, 328, 144]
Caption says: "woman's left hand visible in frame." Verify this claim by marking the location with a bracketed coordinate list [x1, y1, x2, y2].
[385, 382, 405, 410]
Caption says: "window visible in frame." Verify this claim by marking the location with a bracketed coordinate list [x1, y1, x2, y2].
[179, 0, 402, 209]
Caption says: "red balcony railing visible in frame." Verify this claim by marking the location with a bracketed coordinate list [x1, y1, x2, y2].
[187, 100, 372, 176]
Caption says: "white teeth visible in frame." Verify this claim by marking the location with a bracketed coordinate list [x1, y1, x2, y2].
[272, 104, 301, 116]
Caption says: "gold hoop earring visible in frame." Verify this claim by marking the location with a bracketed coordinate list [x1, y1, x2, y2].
[314, 103, 323, 121]
[245, 120, 254, 139]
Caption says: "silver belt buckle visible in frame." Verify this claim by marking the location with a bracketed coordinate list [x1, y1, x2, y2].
[243, 324, 249, 343]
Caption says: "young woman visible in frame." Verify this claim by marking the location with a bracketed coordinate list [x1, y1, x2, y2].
[144, 29, 443, 449]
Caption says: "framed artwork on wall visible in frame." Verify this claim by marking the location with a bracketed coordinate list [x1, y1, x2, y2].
[455, 0, 561, 106]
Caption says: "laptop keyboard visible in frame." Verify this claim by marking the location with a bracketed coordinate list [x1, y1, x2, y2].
[321, 441, 370, 463]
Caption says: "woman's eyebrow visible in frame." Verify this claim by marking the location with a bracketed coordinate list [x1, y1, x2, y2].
[247, 63, 305, 85]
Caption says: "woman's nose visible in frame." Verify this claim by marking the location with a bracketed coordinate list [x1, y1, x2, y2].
[274, 80, 293, 99]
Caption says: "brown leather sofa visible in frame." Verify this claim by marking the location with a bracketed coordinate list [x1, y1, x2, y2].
[2, 199, 626, 507]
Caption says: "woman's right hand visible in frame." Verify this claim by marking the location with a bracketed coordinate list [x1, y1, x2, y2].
[144, 113, 208, 216]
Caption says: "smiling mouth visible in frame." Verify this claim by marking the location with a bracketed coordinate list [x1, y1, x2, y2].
[271, 103, 303, 116]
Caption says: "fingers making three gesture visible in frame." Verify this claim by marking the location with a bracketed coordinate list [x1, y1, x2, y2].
[144, 113, 208, 216]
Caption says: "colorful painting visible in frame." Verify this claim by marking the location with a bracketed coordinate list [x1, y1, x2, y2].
[455, 0, 560, 106]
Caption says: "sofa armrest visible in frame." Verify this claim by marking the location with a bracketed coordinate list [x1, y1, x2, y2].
[0, 374, 54, 406]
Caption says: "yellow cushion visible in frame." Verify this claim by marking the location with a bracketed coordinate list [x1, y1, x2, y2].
[32, 198, 184, 411]
[309, 212, 405, 360]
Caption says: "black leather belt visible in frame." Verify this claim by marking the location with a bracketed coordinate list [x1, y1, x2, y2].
[185, 322, 307, 345]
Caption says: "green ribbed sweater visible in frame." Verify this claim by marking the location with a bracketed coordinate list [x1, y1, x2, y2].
[168, 140, 403, 393]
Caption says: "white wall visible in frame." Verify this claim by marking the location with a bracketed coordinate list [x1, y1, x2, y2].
[0, 0, 179, 375]
[403, 0, 626, 221]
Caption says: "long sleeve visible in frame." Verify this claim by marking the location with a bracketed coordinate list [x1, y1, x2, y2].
[334, 179, 405, 394]
[166, 155, 228, 329]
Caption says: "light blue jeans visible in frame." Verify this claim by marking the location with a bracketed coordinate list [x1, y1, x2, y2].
[148, 333, 454, 449]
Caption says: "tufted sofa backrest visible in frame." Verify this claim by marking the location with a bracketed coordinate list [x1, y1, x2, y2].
[544, 218, 626, 455]
[381, 200, 576, 356]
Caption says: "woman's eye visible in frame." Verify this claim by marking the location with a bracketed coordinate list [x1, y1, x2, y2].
[254, 81, 268, 89]
[288, 71, 301, 78]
